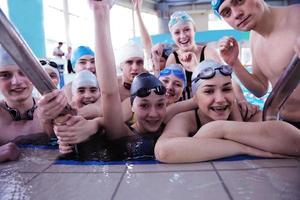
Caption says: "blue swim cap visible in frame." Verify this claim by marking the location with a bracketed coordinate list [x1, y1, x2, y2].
[71, 46, 95, 68]
[211, 0, 225, 16]
[159, 64, 187, 87]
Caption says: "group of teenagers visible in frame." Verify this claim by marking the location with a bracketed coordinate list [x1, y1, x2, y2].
[0, 0, 300, 163]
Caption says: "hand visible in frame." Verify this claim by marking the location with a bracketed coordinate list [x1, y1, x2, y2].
[88, 0, 115, 10]
[54, 115, 99, 144]
[0, 143, 20, 163]
[294, 36, 300, 59]
[132, 0, 142, 11]
[179, 52, 198, 71]
[57, 140, 73, 154]
[36, 90, 68, 122]
[219, 36, 239, 66]
[237, 100, 260, 121]
[151, 43, 165, 71]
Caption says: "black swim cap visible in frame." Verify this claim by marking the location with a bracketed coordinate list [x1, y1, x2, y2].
[130, 72, 166, 105]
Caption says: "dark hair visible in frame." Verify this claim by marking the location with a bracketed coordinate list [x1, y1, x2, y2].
[58, 42, 63, 45]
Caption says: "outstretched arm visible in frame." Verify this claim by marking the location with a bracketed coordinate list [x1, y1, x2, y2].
[164, 97, 197, 123]
[89, 0, 130, 139]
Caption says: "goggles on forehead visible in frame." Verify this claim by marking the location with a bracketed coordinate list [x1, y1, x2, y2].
[40, 60, 58, 68]
[160, 68, 186, 82]
[132, 86, 166, 98]
[192, 65, 232, 84]
[168, 12, 194, 30]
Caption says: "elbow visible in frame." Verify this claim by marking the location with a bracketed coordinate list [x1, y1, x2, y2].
[154, 140, 175, 163]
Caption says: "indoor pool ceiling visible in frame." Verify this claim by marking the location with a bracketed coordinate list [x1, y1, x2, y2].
[118, 0, 298, 13]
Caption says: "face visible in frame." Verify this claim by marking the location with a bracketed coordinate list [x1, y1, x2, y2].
[45, 68, 59, 86]
[0, 65, 33, 104]
[159, 57, 167, 70]
[159, 74, 184, 105]
[195, 76, 234, 121]
[218, 0, 264, 31]
[171, 22, 196, 52]
[75, 55, 96, 74]
[120, 57, 144, 83]
[74, 86, 100, 106]
[132, 92, 166, 133]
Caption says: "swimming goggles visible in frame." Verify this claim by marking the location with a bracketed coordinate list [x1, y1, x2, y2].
[160, 68, 186, 83]
[132, 86, 166, 98]
[168, 11, 194, 30]
[39, 60, 58, 69]
[192, 65, 232, 83]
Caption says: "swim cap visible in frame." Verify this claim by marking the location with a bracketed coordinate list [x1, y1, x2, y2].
[0, 45, 17, 68]
[211, 0, 225, 16]
[71, 70, 99, 95]
[71, 46, 95, 68]
[168, 11, 195, 31]
[40, 59, 60, 84]
[130, 72, 166, 104]
[159, 64, 187, 87]
[191, 60, 232, 94]
[116, 41, 144, 67]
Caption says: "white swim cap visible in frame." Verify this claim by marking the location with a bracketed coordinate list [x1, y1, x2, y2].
[0, 45, 17, 68]
[116, 41, 144, 67]
[71, 70, 99, 95]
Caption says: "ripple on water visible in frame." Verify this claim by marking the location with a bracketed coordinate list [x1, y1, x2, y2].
[0, 168, 31, 200]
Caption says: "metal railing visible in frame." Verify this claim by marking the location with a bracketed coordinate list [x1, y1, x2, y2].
[262, 55, 300, 121]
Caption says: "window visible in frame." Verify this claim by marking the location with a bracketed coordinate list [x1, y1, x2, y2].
[208, 12, 233, 30]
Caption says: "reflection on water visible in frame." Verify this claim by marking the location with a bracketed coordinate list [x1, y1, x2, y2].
[57, 131, 160, 162]
[0, 168, 31, 200]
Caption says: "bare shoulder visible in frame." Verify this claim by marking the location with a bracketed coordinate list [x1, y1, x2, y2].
[162, 110, 196, 138]
[286, 5, 300, 28]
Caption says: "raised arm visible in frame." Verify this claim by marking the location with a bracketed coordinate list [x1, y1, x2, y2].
[90, 0, 130, 139]
[219, 36, 269, 97]
[132, 0, 152, 59]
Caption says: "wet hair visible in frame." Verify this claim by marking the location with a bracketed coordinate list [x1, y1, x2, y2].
[130, 72, 166, 105]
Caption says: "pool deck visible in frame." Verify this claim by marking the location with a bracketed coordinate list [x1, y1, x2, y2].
[1, 148, 300, 200]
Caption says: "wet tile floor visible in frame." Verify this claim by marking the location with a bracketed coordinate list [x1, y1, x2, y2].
[0, 147, 300, 200]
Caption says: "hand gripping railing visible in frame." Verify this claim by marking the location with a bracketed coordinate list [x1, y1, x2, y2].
[0, 8, 56, 94]
[0, 8, 78, 154]
[0, 8, 75, 115]
[263, 55, 300, 121]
